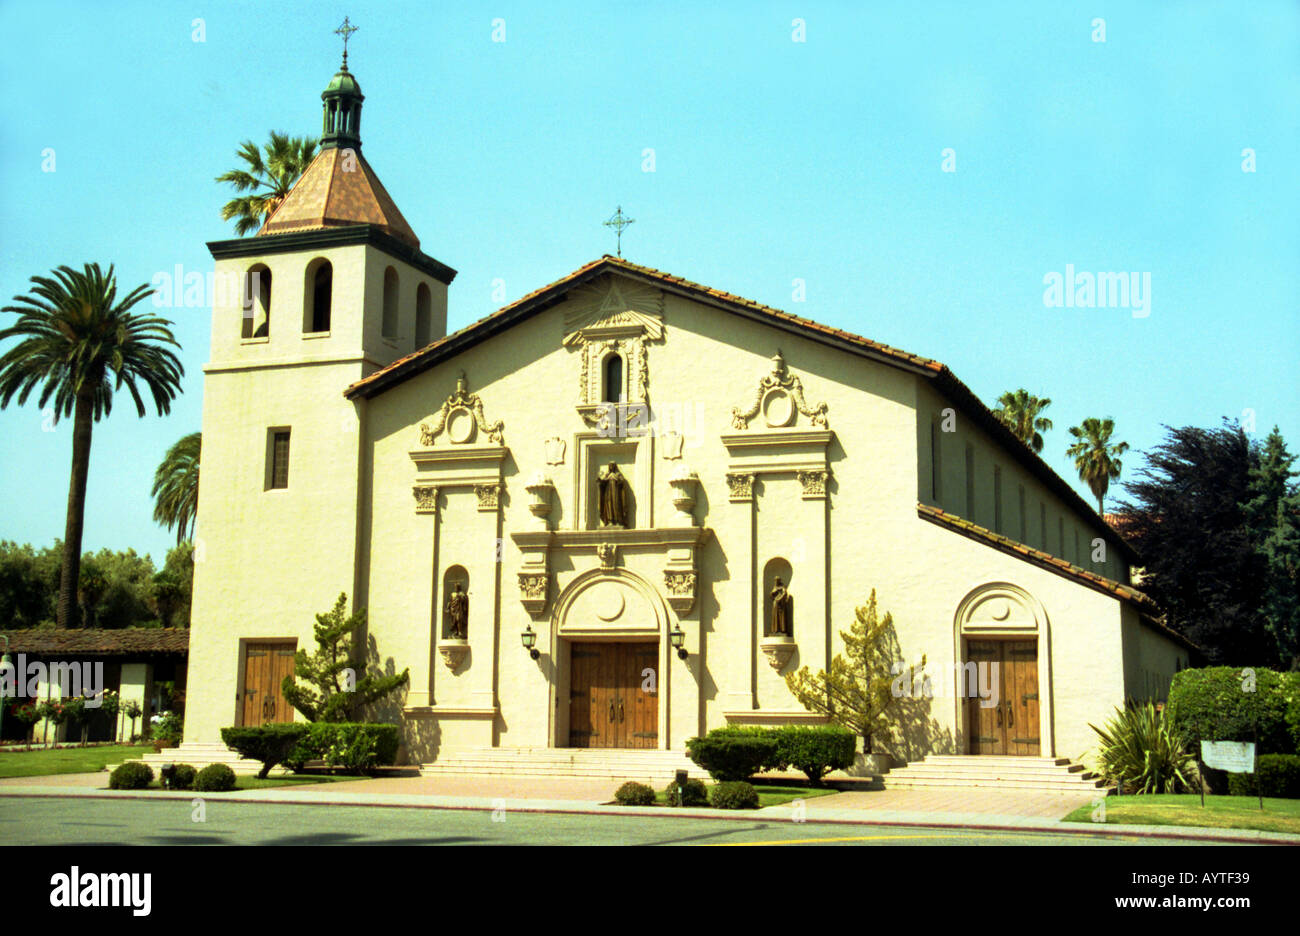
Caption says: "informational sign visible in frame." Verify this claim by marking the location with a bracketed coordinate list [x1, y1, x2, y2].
[1200, 741, 1256, 773]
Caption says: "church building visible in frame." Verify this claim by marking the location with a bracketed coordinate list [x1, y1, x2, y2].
[180, 55, 1194, 774]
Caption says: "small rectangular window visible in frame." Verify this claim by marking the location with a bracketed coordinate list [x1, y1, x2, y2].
[993, 466, 1003, 534]
[267, 429, 291, 490]
[965, 444, 976, 520]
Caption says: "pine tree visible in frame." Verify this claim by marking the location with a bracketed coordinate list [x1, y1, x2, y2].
[1244, 427, 1300, 669]
[784, 590, 925, 754]
[281, 593, 409, 722]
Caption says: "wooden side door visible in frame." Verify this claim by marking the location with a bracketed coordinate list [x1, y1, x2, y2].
[241, 641, 296, 726]
[568, 644, 600, 748]
[626, 643, 659, 749]
[1005, 640, 1041, 755]
[965, 639, 1005, 754]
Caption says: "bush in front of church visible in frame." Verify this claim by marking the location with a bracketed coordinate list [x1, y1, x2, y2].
[686, 730, 782, 781]
[775, 726, 857, 785]
[614, 781, 656, 806]
[193, 763, 237, 792]
[284, 723, 401, 774]
[108, 762, 154, 790]
[709, 781, 759, 810]
[662, 777, 708, 807]
[222, 724, 310, 779]
[1227, 754, 1300, 798]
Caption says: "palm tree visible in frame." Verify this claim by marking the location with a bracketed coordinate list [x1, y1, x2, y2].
[1066, 417, 1130, 514]
[216, 132, 319, 236]
[993, 389, 1053, 454]
[0, 264, 184, 626]
[152, 431, 200, 544]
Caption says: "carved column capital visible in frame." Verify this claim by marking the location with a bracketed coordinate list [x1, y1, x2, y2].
[796, 468, 830, 499]
[726, 471, 756, 502]
[413, 485, 440, 514]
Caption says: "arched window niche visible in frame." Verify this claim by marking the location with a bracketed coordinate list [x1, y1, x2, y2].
[304, 258, 333, 333]
[382, 266, 399, 339]
[414, 282, 432, 349]
[603, 353, 623, 404]
[763, 557, 794, 638]
[442, 566, 469, 640]
[241, 264, 271, 339]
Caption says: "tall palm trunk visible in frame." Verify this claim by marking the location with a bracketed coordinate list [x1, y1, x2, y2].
[57, 388, 95, 627]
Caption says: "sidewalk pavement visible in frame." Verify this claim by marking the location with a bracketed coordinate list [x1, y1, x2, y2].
[1, 771, 1296, 845]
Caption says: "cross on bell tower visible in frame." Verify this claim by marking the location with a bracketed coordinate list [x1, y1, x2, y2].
[335, 16, 359, 69]
[604, 206, 635, 258]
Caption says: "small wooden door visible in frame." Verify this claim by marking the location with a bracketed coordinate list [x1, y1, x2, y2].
[568, 642, 658, 748]
[241, 642, 296, 726]
[965, 639, 1040, 755]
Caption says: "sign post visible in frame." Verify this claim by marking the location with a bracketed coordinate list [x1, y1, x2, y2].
[1200, 740, 1260, 810]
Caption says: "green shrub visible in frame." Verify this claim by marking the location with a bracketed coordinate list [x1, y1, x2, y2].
[1227, 754, 1300, 798]
[193, 763, 237, 792]
[108, 762, 154, 790]
[662, 777, 708, 807]
[169, 764, 197, 790]
[1090, 700, 1196, 794]
[686, 730, 782, 781]
[710, 780, 759, 809]
[776, 725, 856, 784]
[285, 723, 400, 774]
[221, 723, 310, 779]
[1168, 667, 1294, 755]
[614, 781, 656, 806]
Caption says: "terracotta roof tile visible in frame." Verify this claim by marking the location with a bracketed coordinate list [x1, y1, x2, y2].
[0, 628, 190, 656]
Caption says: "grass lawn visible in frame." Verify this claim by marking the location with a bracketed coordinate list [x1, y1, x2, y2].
[0, 744, 153, 779]
[1062, 794, 1300, 835]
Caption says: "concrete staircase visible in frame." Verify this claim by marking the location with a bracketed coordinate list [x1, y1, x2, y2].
[134, 742, 289, 777]
[881, 755, 1106, 793]
[421, 747, 698, 781]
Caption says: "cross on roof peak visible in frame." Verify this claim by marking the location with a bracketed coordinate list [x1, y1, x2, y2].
[603, 206, 635, 258]
[335, 16, 359, 69]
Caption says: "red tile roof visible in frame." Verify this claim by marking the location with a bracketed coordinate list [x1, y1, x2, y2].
[258, 147, 419, 248]
[0, 628, 190, 657]
[344, 255, 1136, 559]
[917, 503, 1196, 651]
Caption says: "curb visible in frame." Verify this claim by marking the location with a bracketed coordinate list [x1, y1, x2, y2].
[2, 787, 1296, 845]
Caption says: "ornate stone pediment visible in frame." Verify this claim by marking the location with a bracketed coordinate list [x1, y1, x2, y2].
[563, 275, 664, 346]
[731, 351, 828, 430]
[420, 373, 504, 446]
[566, 276, 662, 430]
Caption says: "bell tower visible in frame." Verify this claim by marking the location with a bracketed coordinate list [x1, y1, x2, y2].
[184, 38, 457, 746]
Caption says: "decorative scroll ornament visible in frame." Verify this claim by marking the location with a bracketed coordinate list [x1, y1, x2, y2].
[419, 373, 505, 446]
[731, 351, 828, 430]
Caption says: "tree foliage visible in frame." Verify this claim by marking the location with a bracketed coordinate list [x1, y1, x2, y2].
[1066, 416, 1129, 513]
[993, 388, 1053, 454]
[280, 593, 409, 723]
[784, 590, 925, 754]
[152, 432, 200, 545]
[1114, 420, 1289, 666]
[216, 132, 319, 236]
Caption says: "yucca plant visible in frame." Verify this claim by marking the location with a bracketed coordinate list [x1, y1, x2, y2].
[1089, 700, 1197, 794]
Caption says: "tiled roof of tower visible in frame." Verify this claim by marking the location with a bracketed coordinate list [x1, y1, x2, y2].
[344, 255, 1139, 561]
[258, 147, 419, 248]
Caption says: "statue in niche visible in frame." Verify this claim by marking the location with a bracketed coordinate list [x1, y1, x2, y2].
[597, 462, 631, 528]
[445, 581, 468, 639]
[769, 577, 793, 637]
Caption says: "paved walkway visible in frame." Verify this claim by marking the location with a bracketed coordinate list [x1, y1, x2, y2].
[1, 771, 1295, 844]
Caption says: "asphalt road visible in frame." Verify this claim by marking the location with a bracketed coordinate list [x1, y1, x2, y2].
[0, 796, 1216, 846]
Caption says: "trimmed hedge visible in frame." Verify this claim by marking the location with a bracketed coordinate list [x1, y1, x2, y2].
[194, 763, 237, 792]
[160, 763, 197, 790]
[285, 722, 401, 774]
[1227, 754, 1300, 799]
[614, 781, 656, 806]
[685, 725, 855, 783]
[108, 762, 153, 790]
[1168, 667, 1298, 756]
[710, 780, 759, 809]
[778, 726, 856, 784]
[221, 723, 310, 779]
[663, 777, 709, 807]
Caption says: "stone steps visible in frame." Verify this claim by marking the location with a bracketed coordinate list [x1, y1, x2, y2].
[421, 747, 699, 781]
[882, 755, 1105, 792]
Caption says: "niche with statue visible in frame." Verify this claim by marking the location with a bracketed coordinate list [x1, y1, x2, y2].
[760, 557, 796, 671]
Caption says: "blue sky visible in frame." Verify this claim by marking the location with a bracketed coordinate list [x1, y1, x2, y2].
[1, 0, 1297, 564]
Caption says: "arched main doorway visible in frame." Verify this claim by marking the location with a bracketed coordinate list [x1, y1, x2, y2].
[952, 583, 1054, 756]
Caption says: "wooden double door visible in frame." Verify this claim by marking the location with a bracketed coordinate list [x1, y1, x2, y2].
[965, 639, 1041, 755]
[241, 642, 296, 726]
[568, 642, 659, 749]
